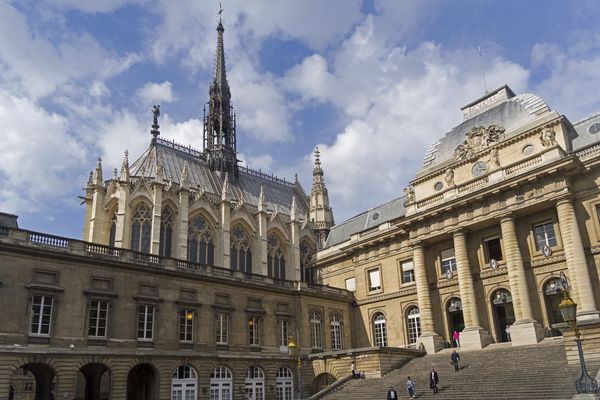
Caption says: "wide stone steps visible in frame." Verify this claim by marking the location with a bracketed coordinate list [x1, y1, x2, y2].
[320, 340, 591, 400]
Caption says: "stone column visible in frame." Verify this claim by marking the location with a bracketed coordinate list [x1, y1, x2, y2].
[453, 230, 491, 349]
[257, 187, 269, 276]
[556, 197, 600, 320]
[289, 196, 301, 281]
[114, 184, 130, 249]
[412, 242, 443, 353]
[87, 186, 106, 244]
[500, 215, 544, 345]
[149, 182, 163, 255]
[177, 189, 189, 260]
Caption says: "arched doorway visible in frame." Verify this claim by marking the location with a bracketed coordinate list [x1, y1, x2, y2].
[127, 364, 158, 400]
[10, 364, 56, 400]
[313, 373, 335, 393]
[171, 365, 197, 400]
[245, 365, 265, 400]
[76, 363, 111, 400]
[210, 366, 232, 400]
[446, 298, 465, 343]
[491, 289, 515, 342]
[543, 278, 565, 336]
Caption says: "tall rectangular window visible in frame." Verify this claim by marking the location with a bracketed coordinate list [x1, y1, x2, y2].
[88, 300, 108, 338]
[534, 222, 557, 250]
[483, 237, 503, 262]
[216, 312, 229, 345]
[248, 316, 261, 346]
[279, 319, 289, 348]
[441, 248, 457, 275]
[30, 295, 53, 336]
[137, 305, 154, 341]
[368, 269, 381, 292]
[179, 309, 193, 342]
[401, 260, 415, 283]
[310, 311, 323, 349]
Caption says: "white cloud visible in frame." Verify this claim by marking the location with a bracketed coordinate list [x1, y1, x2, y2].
[238, 153, 274, 172]
[137, 81, 176, 104]
[89, 81, 110, 98]
[287, 16, 530, 221]
[43, 0, 141, 13]
[0, 90, 87, 213]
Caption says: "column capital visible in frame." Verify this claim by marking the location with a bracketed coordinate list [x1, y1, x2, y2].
[451, 228, 467, 238]
[555, 195, 574, 208]
[499, 212, 515, 224]
[410, 240, 424, 250]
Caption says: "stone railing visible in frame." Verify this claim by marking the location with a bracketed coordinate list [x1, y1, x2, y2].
[0, 227, 353, 300]
[575, 142, 600, 160]
[504, 155, 542, 175]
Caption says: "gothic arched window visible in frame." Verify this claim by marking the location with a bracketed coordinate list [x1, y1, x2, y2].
[159, 207, 174, 257]
[267, 234, 286, 280]
[300, 240, 314, 282]
[131, 203, 151, 253]
[230, 224, 252, 273]
[108, 212, 117, 247]
[188, 215, 214, 265]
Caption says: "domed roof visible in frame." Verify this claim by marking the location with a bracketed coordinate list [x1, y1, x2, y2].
[421, 86, 551, 172]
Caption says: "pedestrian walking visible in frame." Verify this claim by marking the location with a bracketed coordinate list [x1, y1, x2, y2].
[406, 376, 416, 399]
[429, 368, 439, 394]
[450, 350, 460, 372]
[452, 330, 460, 347]
[387, 386, 399, 400]
[351, 361, 356, 379]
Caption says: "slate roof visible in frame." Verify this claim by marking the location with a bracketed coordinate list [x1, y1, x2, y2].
[324, 196, 406, 248]
[571, 112, 600, 151]
[129, 138, 308, 216]
[421, 93, 551, 171]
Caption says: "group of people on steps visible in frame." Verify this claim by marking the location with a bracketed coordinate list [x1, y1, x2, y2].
[386, 350, 460, 399]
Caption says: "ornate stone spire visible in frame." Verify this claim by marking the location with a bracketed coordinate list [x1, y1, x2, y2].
[119, 151, 130, 182]
[151, 105, 160, 141]
[290, 195, 299, 222]
[203, 15, 238, 179]
[156, 153, 164, 183]
[309, 147, 334, 248]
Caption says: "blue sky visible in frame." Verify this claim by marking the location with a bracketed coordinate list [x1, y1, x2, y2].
[1, 0, 600, 239]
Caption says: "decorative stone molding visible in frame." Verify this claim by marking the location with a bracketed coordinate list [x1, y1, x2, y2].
[355, 286, 418, 305]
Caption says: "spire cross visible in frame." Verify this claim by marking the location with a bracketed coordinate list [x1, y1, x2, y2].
[218, 3, 224, 22]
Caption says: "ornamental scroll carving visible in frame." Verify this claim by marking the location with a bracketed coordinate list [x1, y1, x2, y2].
[453, 125, 505, 161]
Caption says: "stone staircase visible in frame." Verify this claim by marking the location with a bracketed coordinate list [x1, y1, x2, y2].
[319, 339, 595, 400]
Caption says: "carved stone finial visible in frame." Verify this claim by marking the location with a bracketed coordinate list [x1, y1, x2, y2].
[92, 157, 103, 186]
[540, 126, 557, 147]
[180, 161, 190, 190]
[404, 186, 415, 204]
[119, 150, 130, 182]
[258, 186, 266, 212]
[221, 172, 232, 202]
[156, 153, 164, 182]
[444, 168, 455, 186]
[87, 171, 94, 188]
[113, 168, 118, 180]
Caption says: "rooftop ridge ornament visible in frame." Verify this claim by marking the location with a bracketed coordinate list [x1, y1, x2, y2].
[151, 105, 160, 141]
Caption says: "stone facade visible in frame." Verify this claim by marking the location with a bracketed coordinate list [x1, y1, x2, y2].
[316, 85, 600, 355]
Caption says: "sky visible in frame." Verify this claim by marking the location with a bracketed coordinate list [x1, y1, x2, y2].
[2, 0, 600, 239]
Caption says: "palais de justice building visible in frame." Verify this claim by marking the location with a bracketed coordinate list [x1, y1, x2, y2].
[2, 17, 600, 400]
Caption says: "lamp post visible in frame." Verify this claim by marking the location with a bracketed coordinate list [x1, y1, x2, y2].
[288, 335, 302, 399]
[559, 288, 599, 393]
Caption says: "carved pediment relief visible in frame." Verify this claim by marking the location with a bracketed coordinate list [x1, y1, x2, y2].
[453, 125, 505, 161]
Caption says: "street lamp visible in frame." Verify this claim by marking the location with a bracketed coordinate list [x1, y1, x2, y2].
[288, 335, 302, 399]
[559, 284, 598, 393]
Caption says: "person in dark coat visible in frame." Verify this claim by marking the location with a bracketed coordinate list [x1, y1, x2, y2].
[451, 350, 460, 372]
[387, 386, 399, 400]
[429, 368, 439, 394]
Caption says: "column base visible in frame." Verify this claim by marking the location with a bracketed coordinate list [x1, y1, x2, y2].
[510, 319, 545, 346]
[460, 327, 493, 350]
[417, 332, 444, 354]
[577, 310, 600, 322]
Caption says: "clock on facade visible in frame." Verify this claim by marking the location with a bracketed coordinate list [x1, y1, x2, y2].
[471, 161, 488, 177]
